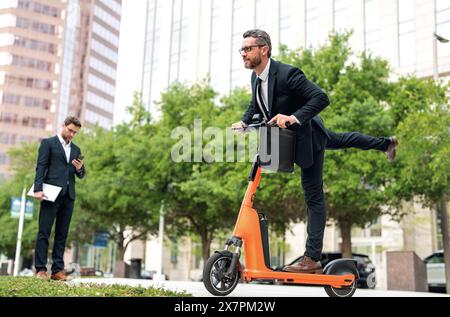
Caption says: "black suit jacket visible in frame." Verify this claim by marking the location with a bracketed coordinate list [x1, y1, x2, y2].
[241, 59, 330, 168]
[34, 136, 85, 200]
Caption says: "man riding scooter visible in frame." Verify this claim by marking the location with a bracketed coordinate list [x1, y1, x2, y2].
[231, 29, 397, 274]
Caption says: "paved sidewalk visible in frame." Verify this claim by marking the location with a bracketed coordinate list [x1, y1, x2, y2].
[71, 278, 450, 297]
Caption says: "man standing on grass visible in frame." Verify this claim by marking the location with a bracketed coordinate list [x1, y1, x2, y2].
[33, 116, 85, 281]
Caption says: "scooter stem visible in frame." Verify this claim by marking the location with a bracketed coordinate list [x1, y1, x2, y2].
[242, 166, 261, 208]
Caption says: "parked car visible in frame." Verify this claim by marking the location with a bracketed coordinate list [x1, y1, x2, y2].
[424, 250, 446, 293]
[274, 252, 376, 289]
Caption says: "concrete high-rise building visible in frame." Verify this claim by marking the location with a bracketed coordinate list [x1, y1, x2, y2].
[0, 0, 66, 180]
[59, 0, 121, 131]
[0, 0, 121, 180]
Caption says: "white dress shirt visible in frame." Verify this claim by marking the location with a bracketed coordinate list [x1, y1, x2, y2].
[57, 134, 71, 163]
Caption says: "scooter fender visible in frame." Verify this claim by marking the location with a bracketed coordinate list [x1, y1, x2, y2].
[214, 251, 244, 278]
[323, 258, 360, 279]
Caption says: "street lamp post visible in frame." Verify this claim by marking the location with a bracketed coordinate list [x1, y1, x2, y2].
[153, 200, 166, 282]
[432, 32, 450, 294]
[13, 175, 30, 276]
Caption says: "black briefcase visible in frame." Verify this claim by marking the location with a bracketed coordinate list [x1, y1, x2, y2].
[259, 126, 296, 173]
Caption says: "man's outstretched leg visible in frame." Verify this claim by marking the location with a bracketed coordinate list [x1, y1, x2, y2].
[325, 130, 398, 161]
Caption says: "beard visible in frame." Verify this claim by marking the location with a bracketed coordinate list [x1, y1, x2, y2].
[61, 133, 71, 143]
[244, 55, 262, 69]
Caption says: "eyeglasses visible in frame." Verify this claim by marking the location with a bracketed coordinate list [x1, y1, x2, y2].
[238, 45, 264, 54]
[66, 126, 78, 135]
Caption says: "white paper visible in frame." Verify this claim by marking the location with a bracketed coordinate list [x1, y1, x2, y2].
[27, 183, 63, 202]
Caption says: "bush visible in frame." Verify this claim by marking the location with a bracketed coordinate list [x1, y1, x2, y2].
[0, 277, 190, 297]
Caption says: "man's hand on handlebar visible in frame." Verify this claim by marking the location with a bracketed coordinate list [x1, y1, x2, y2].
[231, 121, 248, 134]
[268, 114, 298, 129]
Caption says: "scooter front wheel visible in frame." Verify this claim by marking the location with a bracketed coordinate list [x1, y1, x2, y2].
[203, 252, 239, 296]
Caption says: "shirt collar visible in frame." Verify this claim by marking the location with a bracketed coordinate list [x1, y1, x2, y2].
[258, 59, 271, 82]
[57, 133, 71, 146]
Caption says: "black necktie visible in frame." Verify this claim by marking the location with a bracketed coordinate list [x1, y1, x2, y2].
[256, 77, 270, 121]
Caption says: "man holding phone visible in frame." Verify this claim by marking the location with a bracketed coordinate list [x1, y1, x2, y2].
[33, 116, 85, 280]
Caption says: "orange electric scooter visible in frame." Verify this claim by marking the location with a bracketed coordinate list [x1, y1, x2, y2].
[203, 116, 359, 297]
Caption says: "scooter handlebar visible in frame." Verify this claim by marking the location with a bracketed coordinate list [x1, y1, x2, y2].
[246, 121, 292, 129]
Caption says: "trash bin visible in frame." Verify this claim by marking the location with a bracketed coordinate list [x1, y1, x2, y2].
[386, 251, 428, 292]
[129, 258, 142, 279]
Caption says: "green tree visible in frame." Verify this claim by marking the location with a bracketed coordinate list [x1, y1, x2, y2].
[75, 92, 162, 268]
[393, 104, 450, 292]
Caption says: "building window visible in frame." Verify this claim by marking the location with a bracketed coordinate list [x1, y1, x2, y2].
[92, 22, 119, 47]
[364, 0, 380, 57]
[18, 0, 61, 18]
[333, 0, 348, 33]
[0, 152, 10, 165]
[436, 0, 450, 57]
[0, 112, 19, 124]
[84, 109, 112, 130]
[91, 38, 118, 64]
[305, 0, 319, 48]
[89, 56, 116, 80]
[398, 0, 416, 67]
[97, 0, 122, 16]
[230, 0, 247, 90]
[11, 55, 53, 72]
[16, 17, 57, 35]
[13, 35, 56, 54]
[5, 75, 52, 91]
[254, 0, 266, 29]
[94, 4, 121, 31]
[88, 73, 115, 96]
[2, 93, 51, 110]
[168, 0, 186, 83]
[279, 0, 294, 45]
[86, 91, 114, 113]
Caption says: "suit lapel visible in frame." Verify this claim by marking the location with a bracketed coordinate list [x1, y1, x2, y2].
[268, 60, 277, 116]
[54, 136, 68, 163]
[252, 73, 258, 111]
[69, 143, 77, 163]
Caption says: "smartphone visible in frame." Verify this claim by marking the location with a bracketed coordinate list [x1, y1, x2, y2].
[78, 154, 84, 161]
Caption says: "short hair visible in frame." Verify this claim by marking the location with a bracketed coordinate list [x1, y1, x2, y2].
[243, 29, 272, 57]
[64, 116, 82, 128]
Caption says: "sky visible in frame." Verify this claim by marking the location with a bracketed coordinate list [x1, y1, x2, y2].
[113, 0, 147, 126]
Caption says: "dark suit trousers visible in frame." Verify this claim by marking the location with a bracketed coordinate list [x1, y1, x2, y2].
[34, 191, 74, 274]
[301, 147, 327, 261]
[325, 129, 390, 151]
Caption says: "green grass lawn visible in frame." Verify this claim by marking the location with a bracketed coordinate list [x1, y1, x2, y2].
[0, 276, 190, 297]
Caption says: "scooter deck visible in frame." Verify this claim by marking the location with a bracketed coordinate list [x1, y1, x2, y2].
[243, 269, 354, 288]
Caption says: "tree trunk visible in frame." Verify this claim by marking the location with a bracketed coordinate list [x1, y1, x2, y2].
[339, 219, 352, 259]
[71, 241, 79, 263]
[113, 234, 128, 277]
[439, 193, 450, 294]
[200, 230, 212, 263]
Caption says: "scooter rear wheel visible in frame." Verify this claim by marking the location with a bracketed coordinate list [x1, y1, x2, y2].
[203, 253, 239, 296]
[324, 263, 357, 297]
